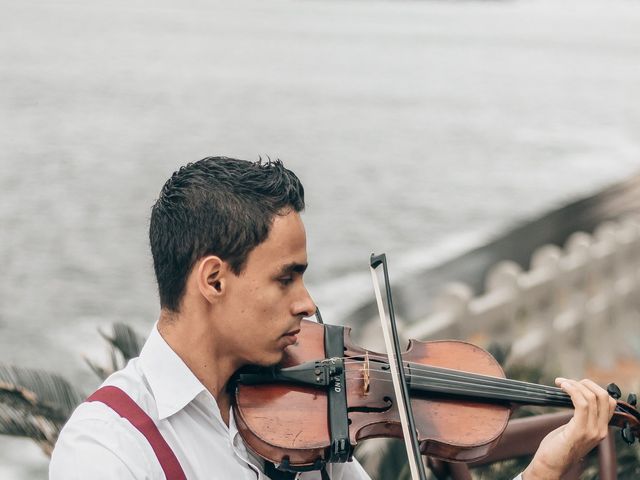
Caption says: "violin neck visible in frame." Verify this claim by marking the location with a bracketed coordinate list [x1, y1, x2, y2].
[405, 366, 637, 425]
[407, 367, 573, 408]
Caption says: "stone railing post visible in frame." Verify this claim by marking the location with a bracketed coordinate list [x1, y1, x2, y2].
[529, 244, 563, 375]
[589, 223, 618, 369]
[483, 261, 521, 354]
[609, 217, 640, 355]
[552, 232, 592, 378]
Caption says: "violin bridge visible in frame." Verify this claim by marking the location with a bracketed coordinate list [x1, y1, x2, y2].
[363, 350, 370, 395]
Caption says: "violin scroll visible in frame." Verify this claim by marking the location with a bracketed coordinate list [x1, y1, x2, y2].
[606, 382, 640, 445]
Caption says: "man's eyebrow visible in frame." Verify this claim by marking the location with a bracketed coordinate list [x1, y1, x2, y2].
[276, 262, 308, 276]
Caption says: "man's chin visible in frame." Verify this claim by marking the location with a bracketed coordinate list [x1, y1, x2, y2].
[251, 350, 285, 367]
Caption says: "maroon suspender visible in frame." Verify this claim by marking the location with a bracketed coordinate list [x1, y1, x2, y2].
[87, 385, 187, 480]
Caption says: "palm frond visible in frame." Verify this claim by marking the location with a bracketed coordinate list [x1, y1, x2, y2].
[0, 322, 145, 456]
[102, 323, 145, 362]
[85, 323, 145, 380]
[83, 356, 113, 381]
[0, 365, 84, 456]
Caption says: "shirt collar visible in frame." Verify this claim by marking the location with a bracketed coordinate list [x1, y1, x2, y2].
[139, 323, 207, 420]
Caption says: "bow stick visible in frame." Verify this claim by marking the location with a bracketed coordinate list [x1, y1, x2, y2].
[370, 253, 427, 480]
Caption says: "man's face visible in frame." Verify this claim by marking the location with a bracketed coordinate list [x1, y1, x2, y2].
[216, 210, 315, 367]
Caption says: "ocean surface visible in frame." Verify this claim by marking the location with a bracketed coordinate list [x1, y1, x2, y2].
[1, 0, 639, 477]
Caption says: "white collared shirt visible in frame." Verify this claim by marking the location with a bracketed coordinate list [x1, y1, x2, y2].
[49, 324, 371, 480]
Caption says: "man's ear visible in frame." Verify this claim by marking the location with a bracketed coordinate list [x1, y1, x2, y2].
[196, 255, 227, 304]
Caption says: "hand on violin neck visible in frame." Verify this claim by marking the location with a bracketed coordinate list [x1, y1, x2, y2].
[522, 378, 617, 480]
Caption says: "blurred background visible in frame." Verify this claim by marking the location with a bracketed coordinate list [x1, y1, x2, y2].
[1, 0, 639, 478]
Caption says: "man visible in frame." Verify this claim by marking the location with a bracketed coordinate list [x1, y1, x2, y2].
[50, 156, 616, 479]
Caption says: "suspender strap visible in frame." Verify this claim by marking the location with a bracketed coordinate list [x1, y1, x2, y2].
[87, 385, 187, 480]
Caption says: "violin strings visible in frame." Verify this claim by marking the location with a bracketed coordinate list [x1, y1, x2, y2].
[345, 369, 573, 407]
[342, 356, 567, 398]
[351, 364, 567, 398]
[339, 355, 573, 406]
[347, 371, 570, 407]
[344, 353, 563, 394]
[347, 373, 569, 407]
[344, 374, 629, 414]
[345, 360, 562, 393]
[301, 352, 625, 410]
[379, 368, 570, 406]
[351, 362, 567, 399]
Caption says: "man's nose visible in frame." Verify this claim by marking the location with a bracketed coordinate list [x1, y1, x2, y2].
[293, 286, 316, 318]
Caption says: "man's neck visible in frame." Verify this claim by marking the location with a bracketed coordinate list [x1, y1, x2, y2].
[157, 309, 238, 426]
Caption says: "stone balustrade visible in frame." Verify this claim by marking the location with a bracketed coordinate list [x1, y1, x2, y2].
[404, 217, 640, 377]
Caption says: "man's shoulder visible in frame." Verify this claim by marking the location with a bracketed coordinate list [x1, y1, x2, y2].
[57, 357, 155, 439]
[68, 357, 159, 422]
[49, 402, 160, 479]
[49, 359, 162, 479]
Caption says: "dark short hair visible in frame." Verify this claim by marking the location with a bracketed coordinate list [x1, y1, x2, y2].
[149, 156, 305, 312]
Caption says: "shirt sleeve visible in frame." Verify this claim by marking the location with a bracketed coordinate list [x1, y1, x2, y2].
[49, 405, 162, 480]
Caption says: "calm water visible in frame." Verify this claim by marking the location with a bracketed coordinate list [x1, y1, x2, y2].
[1, 0, 639, 477]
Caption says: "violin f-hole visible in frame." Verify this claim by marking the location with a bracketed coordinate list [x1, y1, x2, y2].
[348, 397, 393, 414]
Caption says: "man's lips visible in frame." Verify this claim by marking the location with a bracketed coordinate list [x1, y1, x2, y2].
[281, 329, 301, 346]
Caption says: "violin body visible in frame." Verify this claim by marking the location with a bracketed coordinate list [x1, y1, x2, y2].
[233, 319, 513, 468]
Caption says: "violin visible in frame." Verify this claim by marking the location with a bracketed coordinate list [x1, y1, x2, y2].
[232, 319, 640, 472]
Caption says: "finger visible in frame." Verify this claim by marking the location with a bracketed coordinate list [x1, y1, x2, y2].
[557, 378, 592, 432]
[609, 394, 617, 418]
[577, 379, 602, 428]
[580, 379, 615, 439]
[574, 379, 599, 432]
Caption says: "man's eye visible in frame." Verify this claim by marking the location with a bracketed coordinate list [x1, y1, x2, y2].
[278, 277, 293, 286]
